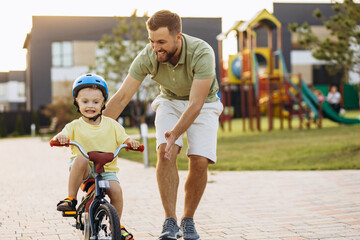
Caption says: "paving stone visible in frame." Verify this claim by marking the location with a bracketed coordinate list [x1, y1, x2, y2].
[1, 137, 360, 239]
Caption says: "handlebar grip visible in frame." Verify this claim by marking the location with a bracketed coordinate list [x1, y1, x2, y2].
[126, 143, 144, 152]
[50, 139, 70, 147]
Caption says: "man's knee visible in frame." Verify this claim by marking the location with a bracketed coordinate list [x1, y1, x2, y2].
[157, 144, 167, 157]
[188, 155, 208, 172]
[157, 144, 180, 162]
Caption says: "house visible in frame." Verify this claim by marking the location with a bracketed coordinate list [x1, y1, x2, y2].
[0, 71, 26, 112]
[22, 3, 358, 113]
[273, 2, 360, 85]
[23, 16, 222, 111]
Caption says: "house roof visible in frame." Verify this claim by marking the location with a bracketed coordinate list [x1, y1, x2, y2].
[23, 33, 30, 49]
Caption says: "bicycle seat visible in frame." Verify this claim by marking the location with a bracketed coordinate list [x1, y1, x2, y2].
[88, 151, 115, 173]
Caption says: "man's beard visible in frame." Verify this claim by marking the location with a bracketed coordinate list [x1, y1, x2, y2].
[156, 47, 177, 63]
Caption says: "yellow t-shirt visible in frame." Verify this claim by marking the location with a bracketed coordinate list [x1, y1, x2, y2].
[59, 116, 129, 172]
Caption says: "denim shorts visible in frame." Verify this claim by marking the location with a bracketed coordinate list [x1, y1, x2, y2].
[69, 157, 119, 182]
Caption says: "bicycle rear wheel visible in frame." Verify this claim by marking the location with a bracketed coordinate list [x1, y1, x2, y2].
[82, 212, 90, 240]
[93, 203, 121, 240]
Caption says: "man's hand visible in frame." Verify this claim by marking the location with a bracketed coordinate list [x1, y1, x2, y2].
[164, 131, 177, 160]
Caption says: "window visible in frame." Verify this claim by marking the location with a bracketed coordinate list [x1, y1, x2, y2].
[18, 82, 25, 98]
[0, 83, 5, 97]
[52, 41, 73, 67]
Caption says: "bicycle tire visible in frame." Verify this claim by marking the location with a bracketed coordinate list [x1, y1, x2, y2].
[82, 212, 90, 240]
[93, 203, 121, 240]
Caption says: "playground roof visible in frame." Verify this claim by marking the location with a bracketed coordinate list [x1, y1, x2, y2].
[237, 9, 281, 32]
[216, 9, 282, 41]
[216, 20, 245, 40]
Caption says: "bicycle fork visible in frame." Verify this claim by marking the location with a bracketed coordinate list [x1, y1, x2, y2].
[89, 174, 111, 239]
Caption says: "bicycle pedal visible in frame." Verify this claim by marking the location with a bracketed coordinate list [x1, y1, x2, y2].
[62, 210, 77, 217]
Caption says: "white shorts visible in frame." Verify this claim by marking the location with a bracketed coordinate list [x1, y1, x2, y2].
[151, 96, 223, 163]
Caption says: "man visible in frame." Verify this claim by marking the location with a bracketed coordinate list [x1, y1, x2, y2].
[104, 10, 223, 240]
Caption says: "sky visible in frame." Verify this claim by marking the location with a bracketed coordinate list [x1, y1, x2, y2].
[0, 0, 332, 72]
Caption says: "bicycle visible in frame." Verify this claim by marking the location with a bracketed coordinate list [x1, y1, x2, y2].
[50, 139, 144, 240]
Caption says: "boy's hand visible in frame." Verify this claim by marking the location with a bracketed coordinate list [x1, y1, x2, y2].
[53, 134, 69, 145]
[126, 139, 140, 149]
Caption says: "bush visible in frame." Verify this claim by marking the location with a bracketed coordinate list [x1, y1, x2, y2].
[41, 99, 80, 132]
[13, 114, 25, 136]
[0, 115, 6, 137]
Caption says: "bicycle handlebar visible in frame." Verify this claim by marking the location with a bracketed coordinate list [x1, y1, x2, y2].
[50, 139, 70, 147]
[50, 139, 144, 159]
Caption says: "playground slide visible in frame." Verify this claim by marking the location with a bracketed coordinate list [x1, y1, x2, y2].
[301, 87, 319, 119]
[301, 81, 360, 124]
[277, 49, 360, 124]
[277, 50, 318, 120]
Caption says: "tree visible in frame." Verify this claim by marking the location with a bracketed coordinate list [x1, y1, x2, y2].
[288, 0, 360, 84]
[90, 10, 159, 126]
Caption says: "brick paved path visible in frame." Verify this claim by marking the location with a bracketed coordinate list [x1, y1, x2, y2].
[1, 137, 360, 239]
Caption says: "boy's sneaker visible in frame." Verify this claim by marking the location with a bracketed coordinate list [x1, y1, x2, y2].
[158, 217, 182, 240]
[180, 218, 200, 240]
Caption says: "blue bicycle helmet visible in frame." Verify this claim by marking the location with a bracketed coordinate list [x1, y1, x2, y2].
[72, 73, 108, 101]
[72, 73, 109, 121]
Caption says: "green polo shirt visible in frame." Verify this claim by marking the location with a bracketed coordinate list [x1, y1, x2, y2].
[129, 33, 219, 103]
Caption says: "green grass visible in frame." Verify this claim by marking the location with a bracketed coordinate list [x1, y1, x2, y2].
[119, 110, 360, 171]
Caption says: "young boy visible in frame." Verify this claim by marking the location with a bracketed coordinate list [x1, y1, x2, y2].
[53, 73, 138, 240]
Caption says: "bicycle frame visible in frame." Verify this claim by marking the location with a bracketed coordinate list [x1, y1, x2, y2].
[89, 173, 110, 238]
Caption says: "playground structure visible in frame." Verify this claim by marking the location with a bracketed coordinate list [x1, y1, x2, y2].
[217, 9, 360, 131]
[217, 9, 309, 131]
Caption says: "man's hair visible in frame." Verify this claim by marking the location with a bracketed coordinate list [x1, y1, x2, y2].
[146, 10, 182, 35]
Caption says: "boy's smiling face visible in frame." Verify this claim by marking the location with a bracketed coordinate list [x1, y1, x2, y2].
[76, 87, 105, 123]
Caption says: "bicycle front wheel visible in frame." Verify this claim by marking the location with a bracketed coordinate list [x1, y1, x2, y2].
[93, 203, 121, 240]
